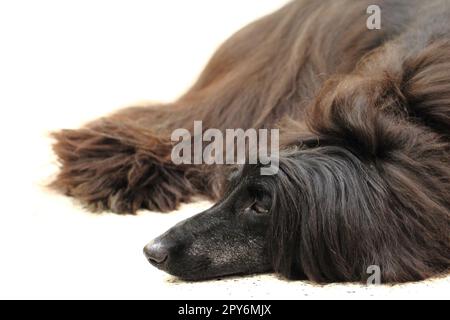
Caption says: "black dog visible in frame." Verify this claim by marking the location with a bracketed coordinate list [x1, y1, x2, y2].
[52, 0, 450, 283]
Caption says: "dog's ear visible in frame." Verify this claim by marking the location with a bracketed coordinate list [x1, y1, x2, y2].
[269, 148, 390, 282]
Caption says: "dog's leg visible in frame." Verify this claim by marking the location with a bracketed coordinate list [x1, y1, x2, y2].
[50, 6, 290, 214]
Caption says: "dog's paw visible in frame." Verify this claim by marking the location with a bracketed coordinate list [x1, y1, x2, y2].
[50, 125, 196, 214]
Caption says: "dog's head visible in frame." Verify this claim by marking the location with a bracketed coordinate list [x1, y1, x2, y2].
[143, 146, 396, 281]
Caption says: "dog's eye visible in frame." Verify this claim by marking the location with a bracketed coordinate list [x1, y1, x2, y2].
[244, 187, 271, 215]
[250, 201, 269, 214]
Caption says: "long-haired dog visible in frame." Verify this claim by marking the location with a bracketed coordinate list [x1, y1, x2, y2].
[51, 0, 450, 283]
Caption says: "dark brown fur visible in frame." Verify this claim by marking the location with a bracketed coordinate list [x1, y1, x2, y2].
[52, 0, 449, 282]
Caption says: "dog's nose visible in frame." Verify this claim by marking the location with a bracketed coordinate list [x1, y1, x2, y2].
[144, 240, 169, 265]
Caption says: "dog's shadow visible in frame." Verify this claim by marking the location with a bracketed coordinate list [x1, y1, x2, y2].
[164, 272, 274, 285]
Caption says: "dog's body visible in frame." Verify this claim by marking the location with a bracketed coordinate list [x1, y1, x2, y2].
[52, 0, 450, 283]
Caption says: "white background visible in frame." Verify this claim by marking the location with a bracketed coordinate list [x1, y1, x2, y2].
[0, 0, 448, 299]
